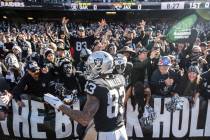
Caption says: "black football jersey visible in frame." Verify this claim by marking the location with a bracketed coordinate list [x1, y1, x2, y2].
[84, 74, 126, 132]
[70, 35, 95, 65]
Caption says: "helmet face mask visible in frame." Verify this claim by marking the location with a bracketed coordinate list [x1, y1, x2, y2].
[115, 62, 126, 74]
[63, 63, 74, 77]
[85, 51, 114, 80]
[114, 53, 127, 74]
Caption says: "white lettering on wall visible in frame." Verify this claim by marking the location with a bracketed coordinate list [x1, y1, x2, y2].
[153, 98, 171, 138]
[204, 99, 210, 136]
[126, 99, 143, 137]
[12, 100, 30, 138]
[172, 97, 189, 137]
[30, 101, 46, 139]
[189, 98, 204, 137]
[55, 110, 72, 138]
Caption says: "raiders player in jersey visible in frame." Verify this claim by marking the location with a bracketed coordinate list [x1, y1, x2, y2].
[62, 17, 107, 66]
[44, 51, 128, 140]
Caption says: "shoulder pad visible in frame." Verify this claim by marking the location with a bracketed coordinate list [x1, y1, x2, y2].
[103, 74, 125, 89]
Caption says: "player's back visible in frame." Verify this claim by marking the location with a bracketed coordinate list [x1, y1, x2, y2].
[84, 74, 126, 132]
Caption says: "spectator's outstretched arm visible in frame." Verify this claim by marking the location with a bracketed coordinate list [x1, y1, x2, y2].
[62, 17, 70, 37]
[45, 24, 56, 43]
[94, 19, 107, 37]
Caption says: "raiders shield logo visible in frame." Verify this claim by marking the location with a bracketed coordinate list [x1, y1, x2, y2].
[94, 58, 103, 67]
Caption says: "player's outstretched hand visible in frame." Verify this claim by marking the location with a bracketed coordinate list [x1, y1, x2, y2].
[44, 93, 63, 109]
[0, 90, 13, 105]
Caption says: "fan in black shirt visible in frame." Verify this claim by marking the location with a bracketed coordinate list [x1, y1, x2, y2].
[174, 66, 203, 106]
[151, 56, 180, 97]
[62, 17, 107, 66]
[0, 60, 53, 107]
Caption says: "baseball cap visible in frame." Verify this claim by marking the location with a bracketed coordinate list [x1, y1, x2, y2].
[147, 28, 153, 32]
[138, 47, 148, 53]
[157, 30, 161, 33]
[12, 45, 22, 53]
[26, 61, 40, 72]
[78, 26, 85, 31]
[45, 49, 54, 58]
[200, 42, 207, 47]
[158, 56, 172, 66]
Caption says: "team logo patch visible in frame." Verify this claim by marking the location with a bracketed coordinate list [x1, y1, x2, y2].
[94, 58, 103, 67]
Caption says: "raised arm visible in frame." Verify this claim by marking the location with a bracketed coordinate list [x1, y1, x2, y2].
[59, 94, 99, 126]
[62, 17, 70, 37]
[94, 19, 107, 37]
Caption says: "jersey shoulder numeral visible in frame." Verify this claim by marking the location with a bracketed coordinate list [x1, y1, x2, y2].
[85, 81, 97, 95]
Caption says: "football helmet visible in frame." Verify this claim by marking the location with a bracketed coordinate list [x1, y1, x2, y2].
[114, 53, 127, 74]
[85, 51, 114, 79]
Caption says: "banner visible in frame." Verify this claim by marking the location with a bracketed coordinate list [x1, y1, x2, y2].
[166, 14, 197, 43]
[0, 95, 210, 139]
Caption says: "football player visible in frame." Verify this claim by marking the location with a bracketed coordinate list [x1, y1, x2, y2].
[44, 51, 128, 140]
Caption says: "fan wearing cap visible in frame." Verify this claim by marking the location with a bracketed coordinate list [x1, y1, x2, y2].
[151, 56, 180, 97]
[0, 61, 53, 107]
[62, 17, 106, 66]
[118, 46, 136, 62]
[174, 65, 203, 106]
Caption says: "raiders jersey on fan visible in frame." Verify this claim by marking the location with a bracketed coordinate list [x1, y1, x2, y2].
[84, 74, 126, 132]
[69, 35, 95, 66]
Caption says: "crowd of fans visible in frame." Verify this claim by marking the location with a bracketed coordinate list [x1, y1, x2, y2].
[0, 16, 210, 136]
